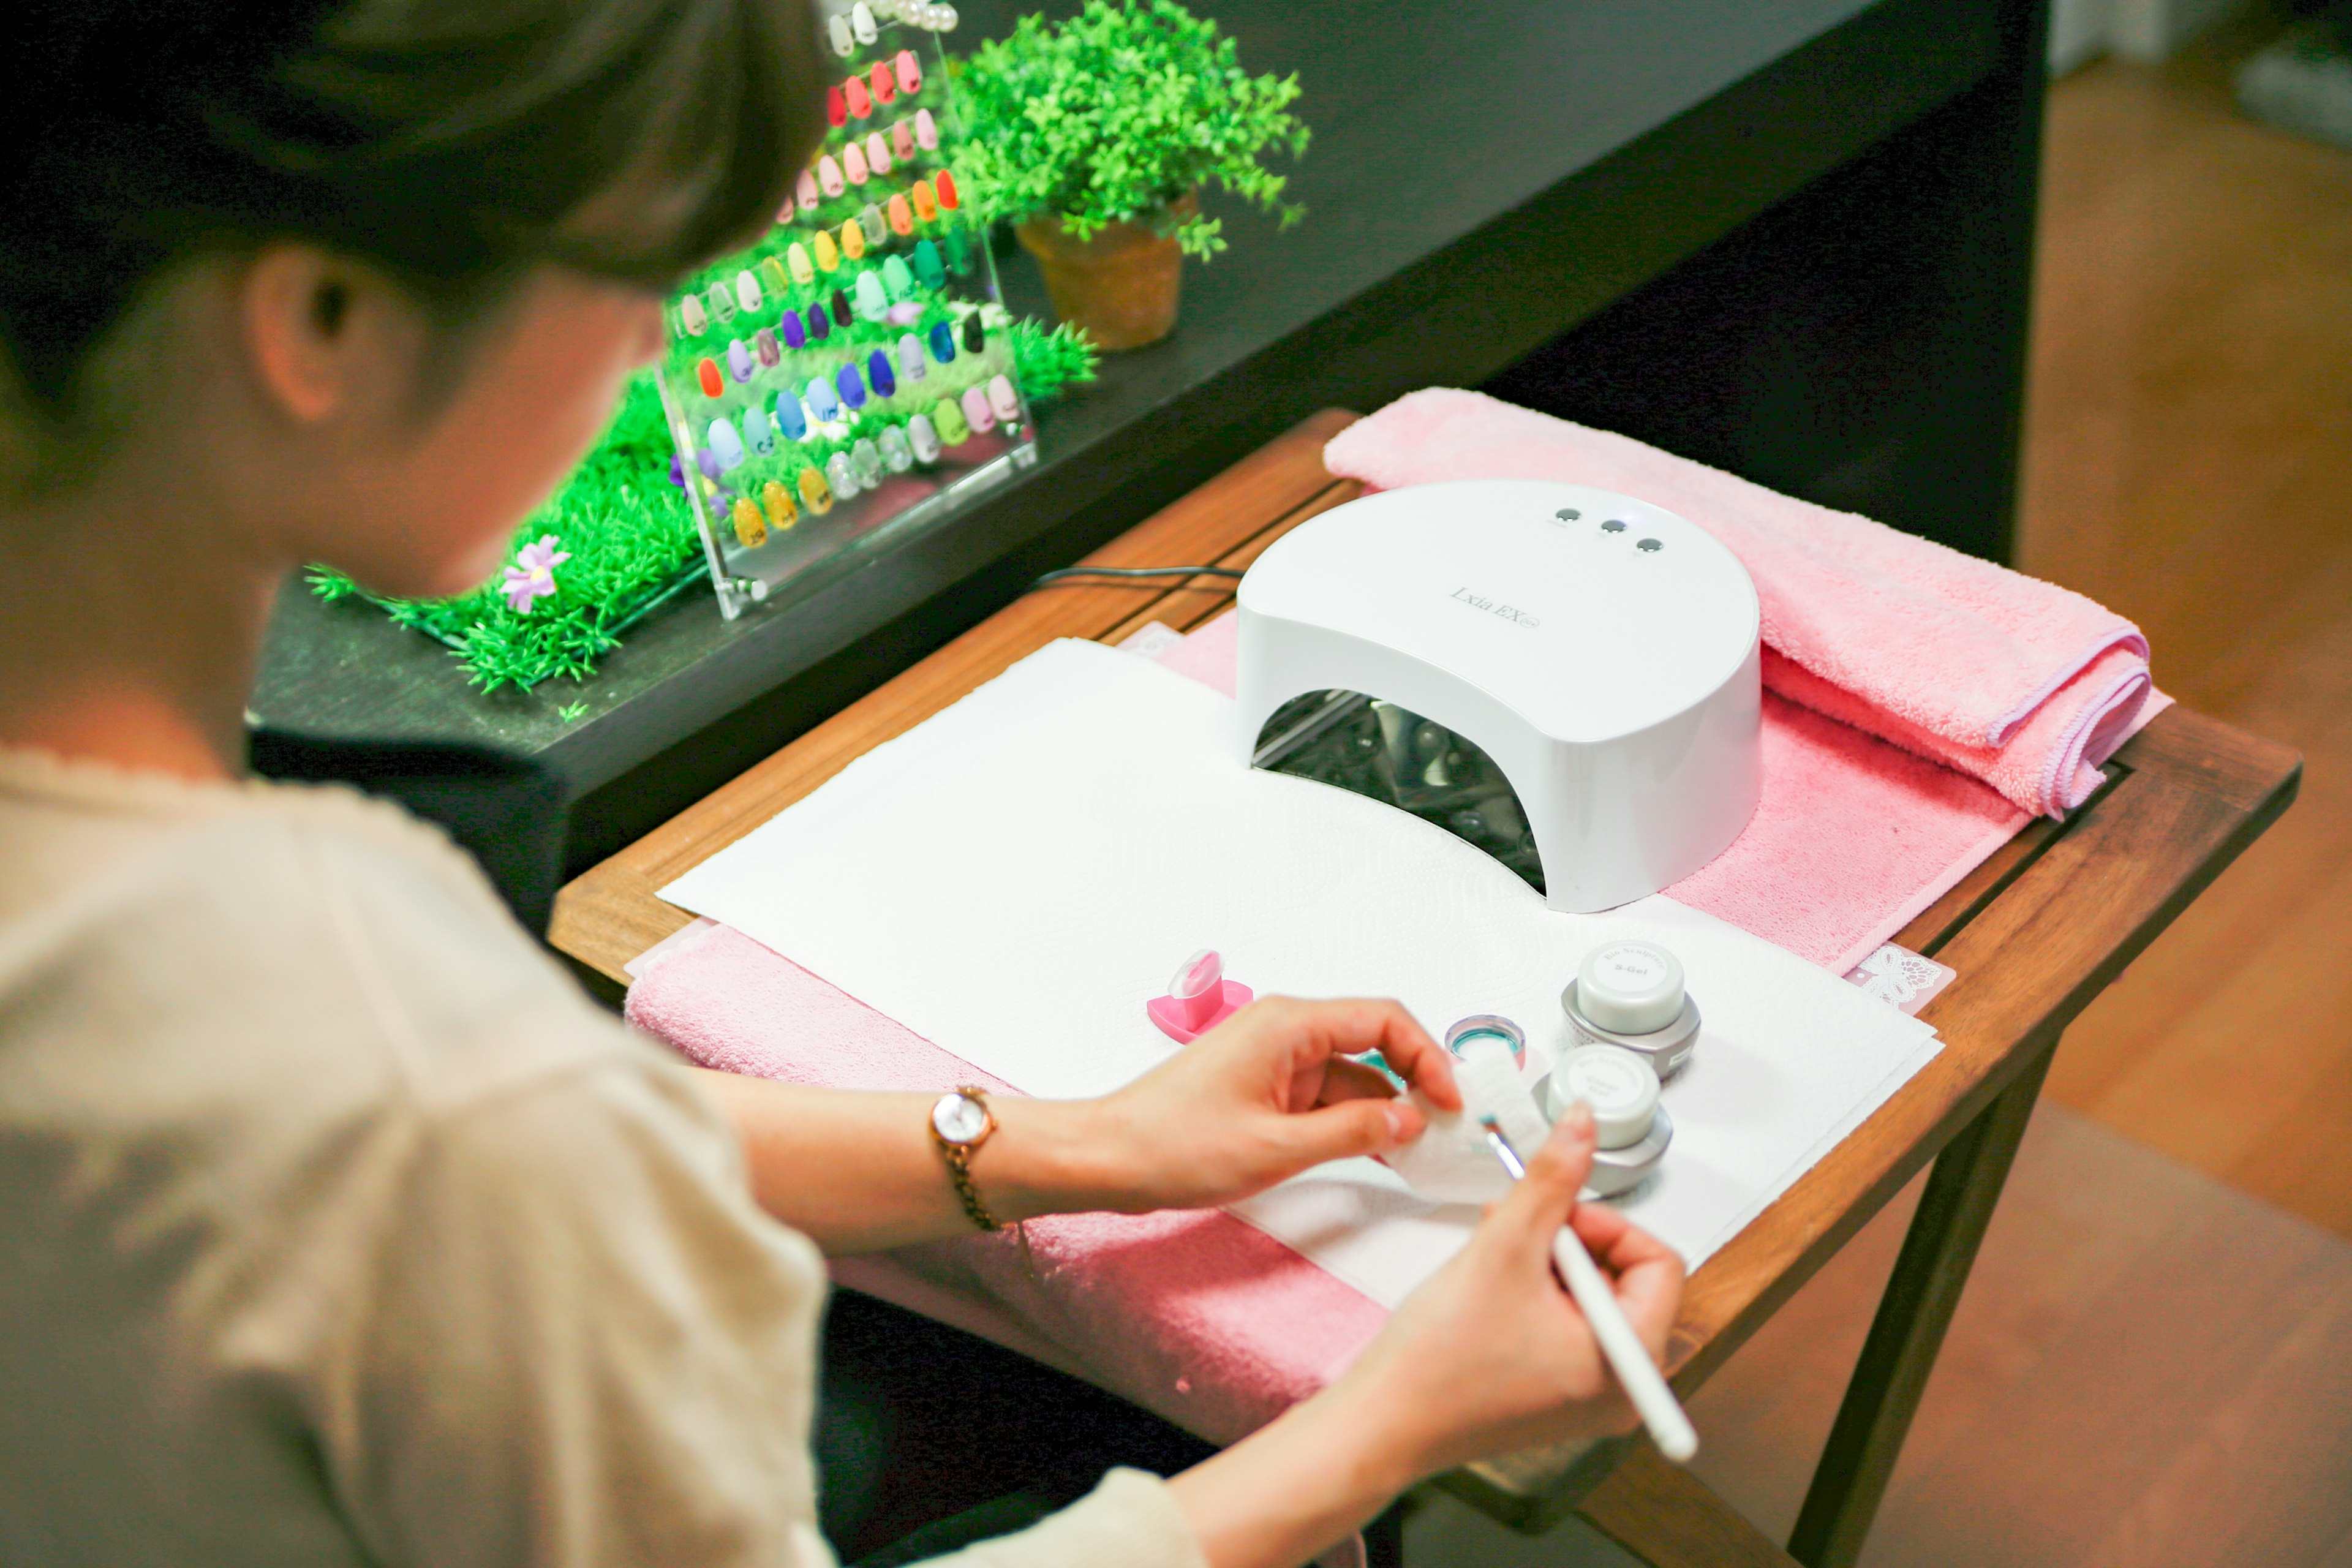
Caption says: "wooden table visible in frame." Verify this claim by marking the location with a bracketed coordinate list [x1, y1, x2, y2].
[553, 411, 2302, 1568]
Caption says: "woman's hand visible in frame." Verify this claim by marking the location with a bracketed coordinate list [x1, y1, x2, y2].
[1338, 1104, 1687, 1473]
[1086, 997, 1462, 1213]
[1165, 1105, 1687, 1568]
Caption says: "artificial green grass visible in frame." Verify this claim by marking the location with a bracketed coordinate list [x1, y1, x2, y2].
[310, 317, 1097, 696]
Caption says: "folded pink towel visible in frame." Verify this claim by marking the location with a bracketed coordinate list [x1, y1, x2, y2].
[1321, 389, 2155, 815]
[627, 922, 1382, 1446]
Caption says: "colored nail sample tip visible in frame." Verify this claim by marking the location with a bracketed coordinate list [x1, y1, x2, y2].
[826, 85, 847, 126]
[827, 13, 853, 55]
[797, 170, 821, 208]
[827, 451, 861, 499]
[799, 465, 834, 513]
[706, 282, 736, 321]
[706, 417, 746, 469]
[864, 131, 892, 176]
[679, 294, 707, 334]
[762, 478, 797, 529]
[912, 239, 944, 288]
[927, 320, 957, 362]
[870, 62, 895, 105]
[895, 50, 922, 94]
[851, 437, 883, 485]
[897, 333, 927, 381]
[774, 393, 809, 441]
[867, 348, 896, 396]
[960, 312, 984, 352]
[845, 77, 872, 119]
[732, 497, 767, 548]
[891, 119, 916, 159]
[986, 374, 1021, 424]
[840, 219, 866, 260]
[960, 385, 995, 435]
[915, 108, 938, 149]
[933, 396, 970, 444]
[813, 231, 840, 272]
[744, 405, 775, 453]
[842, 142, 869, 185]
[908, 413, 941, 461]
[788, 243, 815, 285]
[851, 2, 877, 45]
[881, 255, 914, 302]
[780, 311, 807, 350]
[911, 180, 938, 224]
[887, 194, 914, 236]
[754, 327, 781, 368]
[806, 303, 831, 340]
[734, 271, 763, 312]
[759, 256, 791, 298]
[696, 358, 723, 398]
[933, 168, 959, 209]
[726, 339, 754, 382]
[854, 271, 889, 320]
[831, 287, 854, 325]
[835, 361, 868, 409]
[880, 424, 913, 470]
[818, 156, 845, 197]
[806, 376, 840, 420]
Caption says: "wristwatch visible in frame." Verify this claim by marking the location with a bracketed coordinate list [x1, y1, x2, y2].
[930, 1087, 1002, 1232]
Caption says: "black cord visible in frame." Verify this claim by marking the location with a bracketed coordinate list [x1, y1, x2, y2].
[1027, 565, 1246, 592]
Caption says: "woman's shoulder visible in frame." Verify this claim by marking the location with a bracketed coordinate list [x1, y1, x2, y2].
[0, 748, 645, 1123]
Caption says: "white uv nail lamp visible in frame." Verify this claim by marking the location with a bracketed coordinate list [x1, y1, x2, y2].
[1234, 479, 1763, 913]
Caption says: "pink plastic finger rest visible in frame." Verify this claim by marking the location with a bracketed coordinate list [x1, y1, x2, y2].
[1147, 949, 1253, 1043]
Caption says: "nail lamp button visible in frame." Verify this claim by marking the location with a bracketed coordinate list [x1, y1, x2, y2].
[827, 451, 860, 499]
[870, 61, 895, 105]
[864, 130, 892, 176]
[1577, 941, 1686, 1035]
[986, 373, 1020, 424]
[896, 48, 923, 94]
[732, 496, 767, 548]
[959, 385, 994, 435]
[799, 465, 834, 513]
[933, 396, 970, 445]
[845, 77, 872, 119]
[914, 108, 938, 149]
[1548, 1046, 1660, 1150]
[891, 118, 916, 159]
[907, 412, 941, 461]
[912, 239, 945, 288]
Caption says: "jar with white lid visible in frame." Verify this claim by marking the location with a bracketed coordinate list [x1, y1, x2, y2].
[1560, 939, 1701, 1080]
[1542, 1044, 1672, 1197]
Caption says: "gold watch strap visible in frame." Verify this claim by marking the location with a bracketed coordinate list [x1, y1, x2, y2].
[933, 1087, 1002, 1233]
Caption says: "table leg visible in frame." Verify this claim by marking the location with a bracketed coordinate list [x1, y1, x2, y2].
[1785, 1035, 2058, 1568]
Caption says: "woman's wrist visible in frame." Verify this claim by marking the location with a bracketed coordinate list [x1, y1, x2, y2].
[974, 1095, 1147, 1223]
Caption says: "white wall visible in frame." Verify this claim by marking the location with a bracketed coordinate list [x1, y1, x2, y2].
[2051, 0, 2245, 70]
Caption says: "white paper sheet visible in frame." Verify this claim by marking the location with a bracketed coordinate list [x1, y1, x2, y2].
[663, 639, 1940, 1306]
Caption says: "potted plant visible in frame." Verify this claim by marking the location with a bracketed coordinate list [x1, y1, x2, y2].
[955, 0, 1308, 350]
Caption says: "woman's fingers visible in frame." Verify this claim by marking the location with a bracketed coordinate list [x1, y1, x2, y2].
[1490, 1105, 1597, 1250]
[1569, 1199, 1686, 1354]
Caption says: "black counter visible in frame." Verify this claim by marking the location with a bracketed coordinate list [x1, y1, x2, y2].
[251, 0, 2046, 872]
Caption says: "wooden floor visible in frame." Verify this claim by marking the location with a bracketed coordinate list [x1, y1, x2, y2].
[1408, 26, 2352, 1567]
[2019, 23, 2352, 1238]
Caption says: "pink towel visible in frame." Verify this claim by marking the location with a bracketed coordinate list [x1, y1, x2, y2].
[627, 922, 1383, 1446]
[1321, 388, 2154, 816]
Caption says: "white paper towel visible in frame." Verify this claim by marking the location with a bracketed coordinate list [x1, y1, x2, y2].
[662, 639, 1940, 1308]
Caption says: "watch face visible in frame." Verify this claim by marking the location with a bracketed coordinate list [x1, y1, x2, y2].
[932, 1091, 989, 1145]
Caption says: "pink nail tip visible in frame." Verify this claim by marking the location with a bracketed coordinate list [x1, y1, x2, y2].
[1146, 949, 1253, 1043]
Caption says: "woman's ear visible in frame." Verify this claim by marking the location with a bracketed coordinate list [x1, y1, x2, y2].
[238, 244, 387, 424]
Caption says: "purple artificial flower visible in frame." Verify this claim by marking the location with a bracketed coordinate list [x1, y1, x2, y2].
[501, 534, 571, 614]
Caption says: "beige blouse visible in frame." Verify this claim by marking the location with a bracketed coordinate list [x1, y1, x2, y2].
[0, 749, 1202, 1568]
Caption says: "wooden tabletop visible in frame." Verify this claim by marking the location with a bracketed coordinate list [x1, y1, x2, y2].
[551, 409, 2302, 1547]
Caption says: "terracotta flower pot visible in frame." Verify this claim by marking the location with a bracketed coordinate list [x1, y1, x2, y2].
[1014, 192, 1197, 352]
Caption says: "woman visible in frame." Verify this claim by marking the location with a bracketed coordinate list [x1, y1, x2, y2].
[0, 1, 1684, 1564]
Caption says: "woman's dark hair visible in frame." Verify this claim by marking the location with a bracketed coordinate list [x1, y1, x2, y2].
[0, 0, 826, 420]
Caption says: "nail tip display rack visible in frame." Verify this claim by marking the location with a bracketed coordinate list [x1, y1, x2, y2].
[662, 0, 1031, 621]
